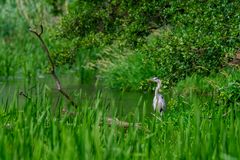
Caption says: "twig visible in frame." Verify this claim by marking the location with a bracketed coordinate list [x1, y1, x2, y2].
[29, 25, 142, 129]
[19, 91, 31, 100]
[60, 108, 142, 129]
[29, 25, 77, 108]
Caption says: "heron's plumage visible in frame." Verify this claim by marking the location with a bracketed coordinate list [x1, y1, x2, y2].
[151, 77, 166, 116]
[153, 94, 166, 112]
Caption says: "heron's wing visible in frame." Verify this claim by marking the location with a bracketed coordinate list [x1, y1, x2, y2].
[156, 94, 166, 111]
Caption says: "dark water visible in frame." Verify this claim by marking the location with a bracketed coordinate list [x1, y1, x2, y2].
[0, 75, 154, 117]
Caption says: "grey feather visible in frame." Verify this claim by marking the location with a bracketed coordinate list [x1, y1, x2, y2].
[151, 77, 166, 116]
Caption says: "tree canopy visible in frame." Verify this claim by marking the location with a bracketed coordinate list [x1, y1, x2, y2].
[53, 0, 240, 90]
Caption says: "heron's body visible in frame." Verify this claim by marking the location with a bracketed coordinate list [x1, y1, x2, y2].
[153, 93, 166, 112]
[151, 77, 166, 116]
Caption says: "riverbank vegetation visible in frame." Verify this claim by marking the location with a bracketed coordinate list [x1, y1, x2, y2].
[54, 0, 240, 90]
[1, 68, 240, 159]
[0, 0, 240, 159]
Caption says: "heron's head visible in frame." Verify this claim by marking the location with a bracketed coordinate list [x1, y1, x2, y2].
[150, 77, 161, 83]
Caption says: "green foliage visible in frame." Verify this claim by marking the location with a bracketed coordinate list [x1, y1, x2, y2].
[54, 0, 240, 90]
[0, 1, 22, 38]
[49, 38, 77, 67]
[218, 80, 240, 106]
[0, 1, 46, 78]
[1, 0, 240, 158]
[55, 0, 171, 47]
[0, 0, 78, 78]
[172, 68, 240, 118]
[1, 73, 240, 159]
[45, 0, 67, 15]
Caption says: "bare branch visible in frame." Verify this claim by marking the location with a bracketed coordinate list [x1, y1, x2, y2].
[39, 25, 43, 35]
[29, 26, 55, 71]
[19, 91, 31, 100]
[29, 25, 77, 108]
[28, 26, 143, 129]
[105, 117, 142, 129]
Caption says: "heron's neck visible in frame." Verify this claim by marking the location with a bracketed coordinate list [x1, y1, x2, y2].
[155, 82, 161, 96]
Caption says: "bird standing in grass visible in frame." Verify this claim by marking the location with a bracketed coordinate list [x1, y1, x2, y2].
[150, 77, 166, 116]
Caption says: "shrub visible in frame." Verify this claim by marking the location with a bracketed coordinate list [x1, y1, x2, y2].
[217, 80, 240, 106]
[54, 0, 240, 90]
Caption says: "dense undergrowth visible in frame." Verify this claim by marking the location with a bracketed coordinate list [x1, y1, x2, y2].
[0, 0, 83, 80]
[1, 0, 239, 90]
[55, 0, 240, 90]
[1, 1, 240, 159]
[0, 0, 50, 78]
[0, 68, 240, 159]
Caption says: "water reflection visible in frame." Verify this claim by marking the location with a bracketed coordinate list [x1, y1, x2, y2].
[0, 75, 154, 117]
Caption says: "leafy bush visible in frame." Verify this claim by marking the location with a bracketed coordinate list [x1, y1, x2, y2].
[96, 47, 146, 90]
[54, 0, 240, 90]
[55, 0, 172, 47]
[45, 0, 64, 15]
[217, 80, 240, 106]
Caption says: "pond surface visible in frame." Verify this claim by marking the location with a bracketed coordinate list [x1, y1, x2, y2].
[0, 75, 156, 118]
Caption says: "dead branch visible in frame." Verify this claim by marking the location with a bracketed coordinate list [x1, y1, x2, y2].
[61, 107, 142, 129]
[29, 25, 143, 129]
[105, 117, 142, 129]
[19, 91, 31, 100]
[29, 25, 77, 107]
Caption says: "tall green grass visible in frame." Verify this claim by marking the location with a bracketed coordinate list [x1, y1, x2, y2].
[1, 69, 240, 159]
[0, 0, 52, 78]
[0, 0, 95, 82]
[1, 1, 239, 159]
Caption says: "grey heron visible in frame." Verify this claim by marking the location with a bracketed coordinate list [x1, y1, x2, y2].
[150, 77, 166, 116]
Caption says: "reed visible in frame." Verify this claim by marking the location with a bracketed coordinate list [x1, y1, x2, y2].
[0, 71, 240, 159]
